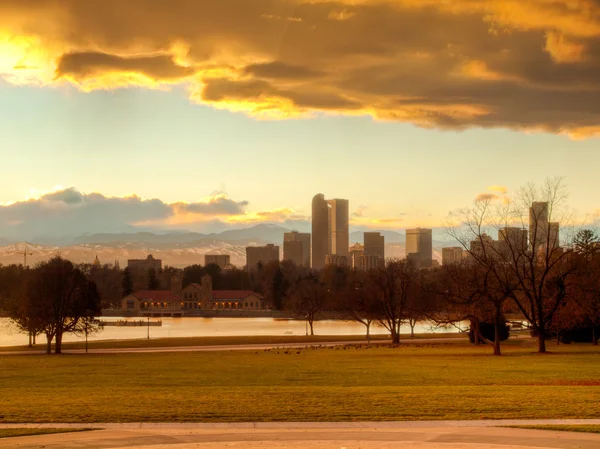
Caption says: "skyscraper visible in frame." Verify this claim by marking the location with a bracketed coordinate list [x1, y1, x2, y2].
[442, 247, 465, 265]
[327, 199, 349, 257]
[406, 228, 433, 267]
[364, 232, 385, 260]
[246, 244, 279, 271]
[284, 231, 311, 266]
[529, 201, 549, 251]
[311, 194, 329, 270]
[498, 227, 528, 256]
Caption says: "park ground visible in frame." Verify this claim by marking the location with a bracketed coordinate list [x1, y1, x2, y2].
[0, 340, 599, 423]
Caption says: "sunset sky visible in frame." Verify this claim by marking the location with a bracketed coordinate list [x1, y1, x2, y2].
[2, 0, 600, 240]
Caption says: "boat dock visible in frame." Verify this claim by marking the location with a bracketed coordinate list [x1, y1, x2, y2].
[99, 319, 162, 327]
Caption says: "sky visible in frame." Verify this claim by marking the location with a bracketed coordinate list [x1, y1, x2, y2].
[1, 0, 600, 242]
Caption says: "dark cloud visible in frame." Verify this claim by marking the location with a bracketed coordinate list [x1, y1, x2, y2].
[2, 0, 600, 137]
[56, 51, 194, 81]
[243, 61, 323, 80]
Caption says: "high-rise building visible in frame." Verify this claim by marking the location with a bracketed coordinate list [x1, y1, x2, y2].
[312, 194, 329, 270]
[529, 201, 549, 250]
[406, 228, 433, 267]
[283, 231, 311, 267]
[325, 254, 348, 267]
[246, 244, 279, 271]
[349, 248, 364, 270]
[128, 254, 162, 274]
[442, 247, 465, 265]
[204, 254, 231, 269]
[498, 227, 528, 256]
[327, 199, 349, 257]
[364, 232, 385, 260]
[283, 240, 304, 266]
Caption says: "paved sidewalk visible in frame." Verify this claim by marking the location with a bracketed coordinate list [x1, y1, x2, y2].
[1, 420, 600, 449]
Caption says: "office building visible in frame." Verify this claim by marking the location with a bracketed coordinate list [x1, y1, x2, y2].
[325, 254, 348, 267]
[312, 194, 329, 270]
[498, 227, 528, 255]
[406, 228, 433, 267]
[364, 232, 385, 260]
[442, 247, 465, 265]
[529, 201, 549, 250]
[327, 199, 350, 257]
[127, 254, 162, 274]
[204, 254, 231, 269]
[283, 240, 304, 266]
[283, 231, 311, 266]
[246, 244, 279, 271]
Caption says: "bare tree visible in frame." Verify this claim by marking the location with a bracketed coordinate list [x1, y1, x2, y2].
[337, 269, 379, 343]
[448, 177, 578, 353]
[370, 259, 418, 345]
[288, 274, 329, 336]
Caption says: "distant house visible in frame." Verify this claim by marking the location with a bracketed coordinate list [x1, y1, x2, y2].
[121, 273, 268, 313]
[122, 290, 182, 312]
[211, 290, 267, 310]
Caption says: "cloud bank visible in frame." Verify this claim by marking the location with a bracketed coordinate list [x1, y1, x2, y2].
[1, 0, 600, 137]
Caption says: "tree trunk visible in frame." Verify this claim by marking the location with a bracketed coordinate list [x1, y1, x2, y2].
[33, 333, 36, 345]
[28, 331, 32, 348]
[473, 320, 480, 346]
[366, 321, 371, 344]
[538, 332, 547, 353]
[45, 333, 52, 354]
[391, 328, 400, 345]
[592, 326, 597, 346]
[55, 331, 63, 354]
[493, 306, 502, 356]
[309, 320, 314, 336]
[410, 320, 416, 339]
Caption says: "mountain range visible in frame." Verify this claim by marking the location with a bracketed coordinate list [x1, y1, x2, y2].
[0, 224, 455, 267]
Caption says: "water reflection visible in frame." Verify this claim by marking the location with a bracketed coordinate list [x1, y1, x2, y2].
[0, 317, 460, 347]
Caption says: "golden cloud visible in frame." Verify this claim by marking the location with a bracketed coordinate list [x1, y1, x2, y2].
[2, 0, 600, 137]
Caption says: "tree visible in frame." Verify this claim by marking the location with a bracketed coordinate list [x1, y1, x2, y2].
[370, 259, 418, 345]
[573, 229, 599, 258]
[573, 243, 600, 345]
[288, 274, 329, 335]
[147, 267, 160, 290]
[270, 266, 286, 311]
[182, 264, 204, 288]
[122, 267, 133, 297]
[448, 177, 578, 353]
[23, 257, 102, 354]
[337, 269, 378, 343]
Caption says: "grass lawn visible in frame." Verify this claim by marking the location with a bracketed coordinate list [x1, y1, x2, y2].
[0, 332, 463, 352]
[0, 428, 95, 438]
[509, 425, 600, 433]
[0, 344, 599, 423]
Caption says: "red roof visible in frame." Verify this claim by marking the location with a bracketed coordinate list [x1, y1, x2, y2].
[131, 290, 181, 302]
[211, 290, 264, 301]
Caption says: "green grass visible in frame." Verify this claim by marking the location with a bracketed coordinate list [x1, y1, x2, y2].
[0, 332, 463, 352]
[0, 428, 95, 438]
[508, 425, 600, 433]
[0, 344, 599, 423]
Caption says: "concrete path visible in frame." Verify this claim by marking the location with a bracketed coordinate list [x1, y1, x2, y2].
[1, 421, 600, 448]
[0, 337, 465, 356]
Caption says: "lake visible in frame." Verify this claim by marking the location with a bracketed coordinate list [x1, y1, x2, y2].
[0, 317, 462, 347]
